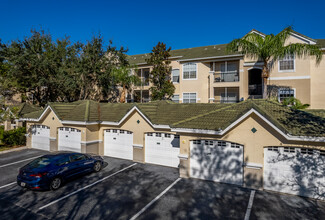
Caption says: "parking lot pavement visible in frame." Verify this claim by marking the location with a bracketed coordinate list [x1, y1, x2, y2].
[1, 149, 325, 220]
[0, 149, 48, 187]
[135, 178, 251, 220]
[37, 162, 180, 219]
[250, 190, 325, 220]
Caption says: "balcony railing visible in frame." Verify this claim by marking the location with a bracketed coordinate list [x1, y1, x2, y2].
[214, 71, 239, 82]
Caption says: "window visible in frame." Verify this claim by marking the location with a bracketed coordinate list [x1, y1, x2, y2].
[217, 141, 226, 147]
[120, 130, 124, 134]
[320, 150, 325, 157]
[156, 133, 162, 137]
[183, 63, 197, 79]
[231, 143, 242, 149]
[70, 154, 86, 162]
[301, 148, 313, 155]
[165, 134, 171, 138]
[284, 147, 295, 153]
[205, 140, 214, 145]
[65, 128, 69, 131]
[193, 140, 201, 145]
[56, 156, 71, 166]
[127, 131, 132, 134]
[183, 93, 196, 103]
[147, 133, 153, 136]
[268, 146, 279, 152]
[278, 88, 295, 102]
[113, 129, 118, 133]
[71, 128, 75, 132]
[172, 69, 180, 83]
[172, 95, 180, 103]
[279, 54, 295, 71]
[59, 128, 63, 131]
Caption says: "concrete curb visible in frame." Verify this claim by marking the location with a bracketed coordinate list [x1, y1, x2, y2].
[0, 146, 28, 154]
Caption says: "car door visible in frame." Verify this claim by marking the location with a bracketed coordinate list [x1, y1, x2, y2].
[56, 156, 75, 180]
[69, 154, 90, 176]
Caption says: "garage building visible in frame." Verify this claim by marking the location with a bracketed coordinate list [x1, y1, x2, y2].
[20, 100, 325, 200]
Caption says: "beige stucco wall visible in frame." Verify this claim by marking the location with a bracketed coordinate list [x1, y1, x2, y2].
[268, 79, 311, 105]
[310, 53, 325, 109]
[178, 113, 325, 188]
[26, 109, 88, 151]
[99, 110, 158, 162]
[179, 62, 210, 103]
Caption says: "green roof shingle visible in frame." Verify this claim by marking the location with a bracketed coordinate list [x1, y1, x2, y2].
[20, 100, 325, 137]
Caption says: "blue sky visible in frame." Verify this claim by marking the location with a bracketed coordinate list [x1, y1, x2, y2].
[1, 0, 324, 55]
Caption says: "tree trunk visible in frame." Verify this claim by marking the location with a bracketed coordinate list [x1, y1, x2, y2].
[120, 85, 126, 103]
[263, 77, 268, 99]
[262, 61, 269, 99]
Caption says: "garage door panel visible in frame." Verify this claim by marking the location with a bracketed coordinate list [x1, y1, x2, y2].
[264, 147, 325, 200]
[58, 128, 81, 152]
[145, 133, 180, 168]
[104, 129, 133, 160]
[31, 125, 50, 151]
[190, 140, 243, 185]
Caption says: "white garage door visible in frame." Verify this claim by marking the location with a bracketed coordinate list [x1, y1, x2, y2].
[264, 147, 325, 200]
[104, 129, 133, 160]
[190, 140, 243, 185]
[58, 127, 81, 152]
[145, 133, 180, 167]
[31, 125, 50, 151]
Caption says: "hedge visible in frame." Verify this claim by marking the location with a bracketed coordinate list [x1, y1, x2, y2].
[2, 127, 26, 146]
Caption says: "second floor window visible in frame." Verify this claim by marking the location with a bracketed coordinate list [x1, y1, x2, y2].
[172, 69, 180, 83]
[183, 63, 197, 79]
[279, 54, 295, 71]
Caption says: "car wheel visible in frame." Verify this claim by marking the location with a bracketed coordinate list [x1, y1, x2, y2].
[93, 161, 102, 172]
[50, 177, 62, 190]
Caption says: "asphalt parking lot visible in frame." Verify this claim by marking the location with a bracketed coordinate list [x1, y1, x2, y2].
[0, 149, 325, 220]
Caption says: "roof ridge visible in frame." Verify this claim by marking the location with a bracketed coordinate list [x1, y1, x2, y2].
[85, 100, 90, 121]
[172, 102, 245, 127]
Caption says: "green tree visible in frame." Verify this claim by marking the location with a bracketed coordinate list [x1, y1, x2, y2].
[146, 42, 175, 100]
[0, 29, 80, 106]
[111, 66, 140, 103]
[227, 26, 322, 99]
[282, 97, 310, 110]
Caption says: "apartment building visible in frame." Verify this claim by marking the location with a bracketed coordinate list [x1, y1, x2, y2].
[128, 30, 325, 109]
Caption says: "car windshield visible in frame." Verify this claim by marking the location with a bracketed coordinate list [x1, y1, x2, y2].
[28, 157, 52, 168]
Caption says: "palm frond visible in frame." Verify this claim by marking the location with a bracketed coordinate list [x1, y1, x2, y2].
[282, 44, 323, 64]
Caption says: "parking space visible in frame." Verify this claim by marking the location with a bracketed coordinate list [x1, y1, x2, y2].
[0, 149, 325, 220]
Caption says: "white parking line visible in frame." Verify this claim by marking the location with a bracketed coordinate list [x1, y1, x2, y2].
[0, 182, 16, 189]
[244, 190, 256, 220]
[38, 163, 137, 210]
[0, 156, 41, 168]
[129, 177, 181, 220]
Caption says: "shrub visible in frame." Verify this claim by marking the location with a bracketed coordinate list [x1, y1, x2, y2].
[0, 126, 4, 145]
[3, 127, 26, 146]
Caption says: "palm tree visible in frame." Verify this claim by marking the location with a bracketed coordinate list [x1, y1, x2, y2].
[227, 27, 323, 99]
[111, 66, 140, 103]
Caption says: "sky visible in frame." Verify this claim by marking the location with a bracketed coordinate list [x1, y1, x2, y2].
[1, 0, 325, 55]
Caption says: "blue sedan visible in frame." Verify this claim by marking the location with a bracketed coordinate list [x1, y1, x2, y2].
[17, 152, 105, 190]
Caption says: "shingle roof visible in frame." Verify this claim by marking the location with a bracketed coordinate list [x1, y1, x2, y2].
[17, 103, 42, 117]
[20, 100, 325, 137]
[128, 43, 240, 65]
[316, 39, 325, 48]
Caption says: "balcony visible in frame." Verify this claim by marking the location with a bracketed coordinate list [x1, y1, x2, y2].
[214, 71, 239, 83]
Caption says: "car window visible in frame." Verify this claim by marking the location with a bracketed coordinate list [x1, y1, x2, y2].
[56, 156, 71, 166]
[28, 157, 51, 168]
[70, 154, 86, 162]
